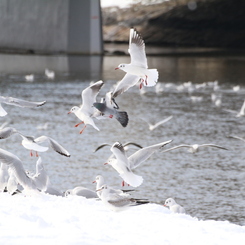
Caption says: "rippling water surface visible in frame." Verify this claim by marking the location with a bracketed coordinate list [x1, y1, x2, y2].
[0, 49, 245, 225]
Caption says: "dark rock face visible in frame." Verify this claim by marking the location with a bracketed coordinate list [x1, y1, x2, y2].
[102, 0, 245, 48]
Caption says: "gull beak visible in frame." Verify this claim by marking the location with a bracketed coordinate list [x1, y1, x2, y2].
[96, 188, 102, 192]
[92, 180, 96, 183]
[115, 67, 119, 70]
[104, 162, 108, 165]
[67, 111, 71, 114]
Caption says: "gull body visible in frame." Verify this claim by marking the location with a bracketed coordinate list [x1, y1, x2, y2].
[113, 28, 158, 98]
[0, 95, 46, 117]
[106, 140, 172, 187]
[164, 198, 185, 214]
[68, 80, 104, 133]
[93, 175, 131, 198]
[96, 184, 148, 212]
[64, 186, 98, 199]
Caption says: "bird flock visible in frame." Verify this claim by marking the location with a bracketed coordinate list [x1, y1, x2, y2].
[0, 28, 244, 213]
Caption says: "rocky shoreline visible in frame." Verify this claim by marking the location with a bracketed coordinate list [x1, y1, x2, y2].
[102, 0, 245, 49]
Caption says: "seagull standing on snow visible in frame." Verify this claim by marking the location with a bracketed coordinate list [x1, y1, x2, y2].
[68, 80, 104, 134]
[0, 95, 46, 117]
[161, 143, 228, 154]
[164, 198, 185, 214]
[0, 127, 70, 157]
[64, 186, 98, 199]
[105, 140, 172, 187]
[96, 184, 149, 212]
[93, 175, 131, 198]
[113, 28, 159, 98]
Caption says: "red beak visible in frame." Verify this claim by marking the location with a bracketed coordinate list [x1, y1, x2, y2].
[68, 111, 71, 114]
[92, 180, 96, 183]
[115, 67, 119, 70]
[104, 162, 108, 165]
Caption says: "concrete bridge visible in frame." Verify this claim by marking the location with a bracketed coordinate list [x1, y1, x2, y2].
[0, 0, 103, 55]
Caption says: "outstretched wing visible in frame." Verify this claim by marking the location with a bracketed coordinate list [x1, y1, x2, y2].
[0, 96, 46, 108]
[128, 28, 148, 68]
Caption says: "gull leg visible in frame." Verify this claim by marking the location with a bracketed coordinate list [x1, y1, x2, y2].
[109, 115, 113, 118]
[139, 78, 144, 89]
[145, 75, 148, 86]
[30, 151, 33, 157]
[122, 181, 125, 187]
[75, 121, 84, 127]
[79, 125, 87, 134]
[36, 151, 39, 157]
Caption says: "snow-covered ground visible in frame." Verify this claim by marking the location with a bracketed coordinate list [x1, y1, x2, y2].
[1, 192, 244, 245]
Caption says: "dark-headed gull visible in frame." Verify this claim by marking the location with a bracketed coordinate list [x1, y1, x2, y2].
[105, 140, 172, 187]
[93, 91, 129, 127]
[68, 80, 104, 133]
[162, 143, 228, 154]
[0, 127, 70, 157]
[0, 95, 46, 117]
[113, 28, 159, 98]
[96, 184, 149, 211]
[223, 99, 245, 117]
[164, 198, 185, 214]
[142, 115, 173, 131]
[64, 186, 98, 199]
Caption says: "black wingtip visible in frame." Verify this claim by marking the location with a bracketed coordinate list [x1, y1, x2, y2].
[116, 111, 129, 127]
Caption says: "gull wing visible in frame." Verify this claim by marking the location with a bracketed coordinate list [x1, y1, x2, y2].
[34, 136, 71, 157]
[128, 140, 172, 169]
[81, 80, 104, 111]
[238, 99, 245, 116]
[94, 143, 111, 152]
[161, 144, 193, 153]
[112, 73, 140, 98]
[0, 148, 36, 190]
[228, 135, 245, 143]
[110, 142, 128, 164]
[0, 96, 46, 108]
[199, 144, 228, 150]
[150, 116, 173, 131]
[128, 28, 148, 68]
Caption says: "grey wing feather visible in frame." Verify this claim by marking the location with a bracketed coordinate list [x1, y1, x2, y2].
[0, 96, 46, 108]
[94, 143, 111, 152]
[108, 196, 131, 207]
[123, 142, 143, 149]
[35, 136, 71, 157]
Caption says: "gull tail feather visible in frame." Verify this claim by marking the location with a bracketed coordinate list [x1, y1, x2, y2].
[115, 111, 129, 127]
[120, 172, 143, 187]
[145, 69, 159, 87]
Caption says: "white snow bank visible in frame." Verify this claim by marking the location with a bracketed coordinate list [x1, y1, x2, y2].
[0, 192, 245, 245]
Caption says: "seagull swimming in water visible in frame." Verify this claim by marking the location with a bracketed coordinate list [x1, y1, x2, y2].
[112, 28, 159, 98]
[68, 80, 104, 134]
[0, 127, 70, 157]
[0, 95, 46, 117]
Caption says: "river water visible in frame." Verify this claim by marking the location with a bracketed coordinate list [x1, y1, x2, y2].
[0, 45, 245, 225]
